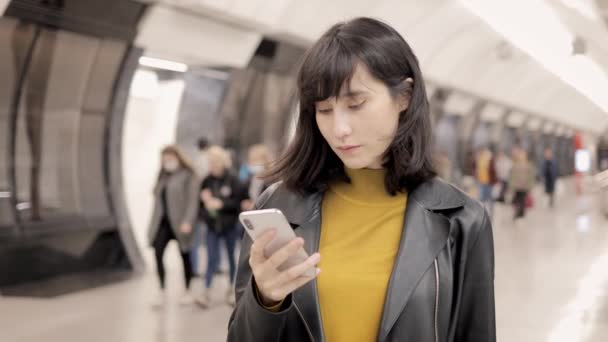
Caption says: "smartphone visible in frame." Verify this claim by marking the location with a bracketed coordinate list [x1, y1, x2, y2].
[239, 209, 315, 277]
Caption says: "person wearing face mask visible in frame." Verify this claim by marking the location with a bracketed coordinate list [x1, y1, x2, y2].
[228, 18, 495, 342]
[239, 144, 273, 212]
[196, 146, 242, 309]
[148, 146, 200, 308]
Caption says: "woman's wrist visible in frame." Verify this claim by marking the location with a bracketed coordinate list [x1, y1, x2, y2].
[254, 281, 284, 308]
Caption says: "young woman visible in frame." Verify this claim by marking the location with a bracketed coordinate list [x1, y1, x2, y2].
[228, 18, 495, 342]
[148, 145, 199, 306]
[196, 146, 241, 308]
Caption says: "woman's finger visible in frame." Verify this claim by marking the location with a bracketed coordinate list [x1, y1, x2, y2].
[264, 237, 305, 270]
[267, 253, 321, 288]
[249, 230, 277, 265]
[279, 268, 321, 295]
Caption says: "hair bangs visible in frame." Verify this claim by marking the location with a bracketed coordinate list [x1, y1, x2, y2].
[299, 35, 358, 110]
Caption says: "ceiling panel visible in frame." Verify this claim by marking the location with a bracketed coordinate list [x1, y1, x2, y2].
[134, 0, 608, 133]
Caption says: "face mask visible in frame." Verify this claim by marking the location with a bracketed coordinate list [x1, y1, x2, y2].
[163, 160, 180, 172]
[249, 165, 264, 175]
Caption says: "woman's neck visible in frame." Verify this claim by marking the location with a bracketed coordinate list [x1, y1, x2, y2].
[329, 167, 405, 205]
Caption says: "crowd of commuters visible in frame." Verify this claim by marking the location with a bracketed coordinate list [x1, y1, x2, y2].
[468, 145, 559, 221]
[146, 138, 560, 313]
[147, 138, 273, 309]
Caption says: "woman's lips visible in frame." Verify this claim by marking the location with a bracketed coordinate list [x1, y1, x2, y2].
[337, 145, 361, 153]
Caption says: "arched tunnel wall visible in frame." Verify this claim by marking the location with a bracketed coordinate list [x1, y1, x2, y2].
[0, 0, 145, 296]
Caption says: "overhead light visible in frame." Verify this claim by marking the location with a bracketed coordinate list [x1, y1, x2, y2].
[460, 0, 608, 113]
[480, 104, 505, 122]
[16, 202, 31, 211]
[139, 56, 188, 72]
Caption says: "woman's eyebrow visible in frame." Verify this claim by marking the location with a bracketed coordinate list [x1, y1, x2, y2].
[339, 90, 368, 98]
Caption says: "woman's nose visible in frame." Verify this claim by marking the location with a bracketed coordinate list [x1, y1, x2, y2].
[333, 111, 352, 140]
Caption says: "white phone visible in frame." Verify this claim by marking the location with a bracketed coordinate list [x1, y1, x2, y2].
[239, 209, 315, 277]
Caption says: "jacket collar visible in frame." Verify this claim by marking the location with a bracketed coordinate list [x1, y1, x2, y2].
[263, 177, 465, 224]
[260, 178, 465, 342]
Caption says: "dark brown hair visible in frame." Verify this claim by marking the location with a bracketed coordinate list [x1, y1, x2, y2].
[161, 145, 195, 173]
[154, 145, 196, 193]
[266, 17, 436, 195]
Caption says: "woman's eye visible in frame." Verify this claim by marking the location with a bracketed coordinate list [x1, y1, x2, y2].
[348, 101, 365, 110]
[317, 108, 333, 114]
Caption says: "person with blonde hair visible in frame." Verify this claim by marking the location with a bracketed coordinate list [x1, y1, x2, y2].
[196, 145, 241, 308]
[240, 144, 274, 212]
[148, 145, 200, 307]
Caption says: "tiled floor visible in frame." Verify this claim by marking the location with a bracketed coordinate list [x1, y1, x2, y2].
[1, 182, 607, 342]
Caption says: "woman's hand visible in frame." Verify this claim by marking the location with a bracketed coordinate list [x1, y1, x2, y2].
[201, 190, 223, 210]
[249, 230, 321, 306]
[201, 189, 212, 202]
[241, 199, 254, 211]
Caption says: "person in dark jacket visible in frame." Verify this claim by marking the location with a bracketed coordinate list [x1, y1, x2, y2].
[542, 148, 559, 208]
[148, 145, 199, 307]
[227, 17, 495, 342]
[196, 146, 241, 309]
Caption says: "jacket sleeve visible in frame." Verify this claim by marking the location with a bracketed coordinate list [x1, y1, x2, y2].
[454, 209, 496, 342]
[227, 185, 293, 341]
[183, 172, 201, 226]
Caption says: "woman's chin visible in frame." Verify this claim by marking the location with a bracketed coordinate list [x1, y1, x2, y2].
[340, 158, 373, 170]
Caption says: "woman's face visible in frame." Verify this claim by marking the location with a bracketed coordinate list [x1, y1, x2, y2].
[209, 153, 226, 177]
[162, 152, 180, 172]
[315, 64, 409, 170]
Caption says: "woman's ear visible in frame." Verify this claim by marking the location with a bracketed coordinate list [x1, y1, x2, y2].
[398, 78, 414, 111]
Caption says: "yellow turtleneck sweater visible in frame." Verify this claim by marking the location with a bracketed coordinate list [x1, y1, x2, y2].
[317, 168, 407, 341]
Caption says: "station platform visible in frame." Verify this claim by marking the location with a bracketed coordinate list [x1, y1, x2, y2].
[1, 181, 607, 342]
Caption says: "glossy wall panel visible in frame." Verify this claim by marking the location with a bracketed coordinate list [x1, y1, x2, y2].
[0, 0, 145, 291]
[12, 26, 126, 233]
[0, 18, 28, 232]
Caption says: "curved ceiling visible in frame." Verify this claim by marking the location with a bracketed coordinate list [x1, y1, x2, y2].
[136, 0, 608, 134]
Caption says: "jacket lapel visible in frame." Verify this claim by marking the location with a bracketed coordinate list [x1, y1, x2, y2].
[271, 188, 326, 342]
[292, 211, 325, 342]
[377, 179, 464, 341]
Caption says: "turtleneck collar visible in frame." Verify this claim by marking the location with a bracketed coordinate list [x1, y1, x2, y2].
[329, 167, 406, 206]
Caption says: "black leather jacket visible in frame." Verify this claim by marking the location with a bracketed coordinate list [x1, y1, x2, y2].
[227, 178, 496, 342]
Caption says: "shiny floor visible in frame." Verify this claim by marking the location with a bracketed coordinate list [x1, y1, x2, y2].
[1, 182, 607, 342]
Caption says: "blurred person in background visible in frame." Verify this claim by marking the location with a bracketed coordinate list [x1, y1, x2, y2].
[475, 147, 497, 215]
[148, 146, 200, 307]
[191, 137, 210, 277]
[228, 17, 495, 342]
[195, 137, 210, 178]
[494, 150, 512, 203]
[510, 148, 536, 220]
[196, 146, 241, 309]
[240, 144, 274, 212]
[542, 148, 559, 208]
[435, 149, 452, 183]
